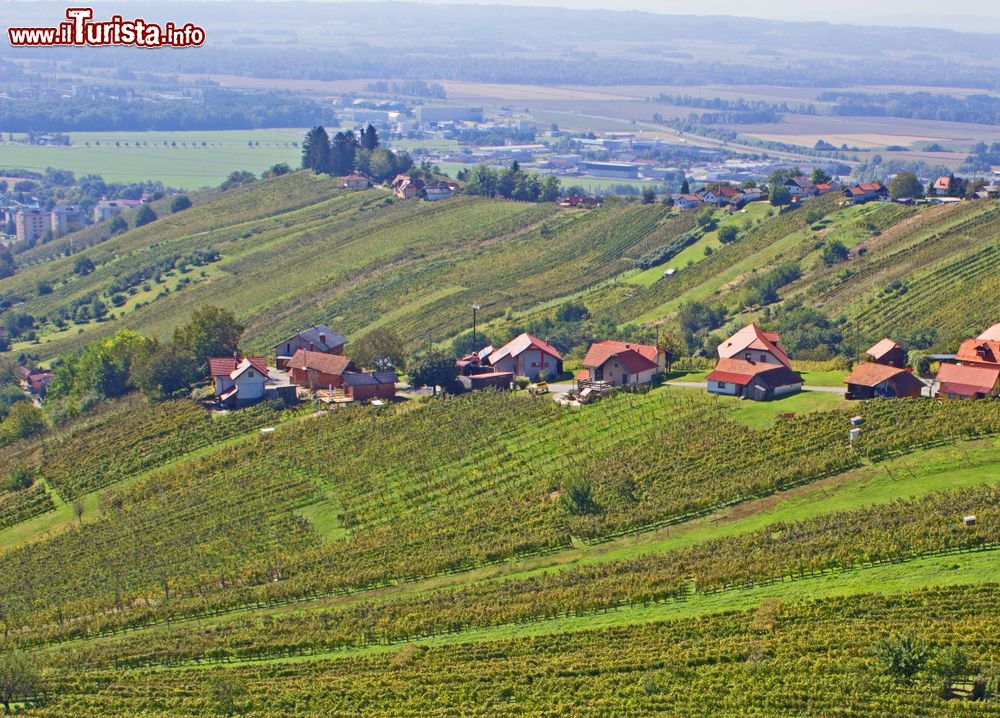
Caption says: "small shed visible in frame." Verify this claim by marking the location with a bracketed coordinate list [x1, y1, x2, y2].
[964, 515, 977, 527]
[343, 370, 397, 402]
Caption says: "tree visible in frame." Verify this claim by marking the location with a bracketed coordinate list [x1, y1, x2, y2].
[134, 344, 200, 399]
[0, 651, 42, 714]
[888, 171, 923, 200]
[875, 634, 929, 681]
[73, 256, 95, 276]
[408, 351, 458, 395]
[641, 187, 656, 204]
[330, 131, 359, 176]
[907, 350, 931, 376]
[134, 204, 157, 227]
[769, 186, 792, 207]
[717, 225, 738, 244]
[0, 402, 45, 446]
[301, 126, 331, 174]
[820, 240, 849, 266]
[359, 123, 380, 151]
[172, 306, 244, 370]
[555, 301, 590, 323]
[108, 214, 128, 234]
[350, 328, 406, 371]
[170, 195, 192, 213]
[680, 179, 690, 194]
[540, 175, 561, 203]
[5, 465, 35, 492]
[810, 168, 832, 185]
[0, 252, 14, 280]
[657, 332, 684, 371]
[562, 477, 596, 514]
[695, 207, 716, 229]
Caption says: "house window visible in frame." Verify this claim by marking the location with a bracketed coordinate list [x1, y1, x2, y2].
[717, 382, 726, 389]
[760, 354, 767, 362]
[248, 370, 254, 378]
[595, 367, 604, 380]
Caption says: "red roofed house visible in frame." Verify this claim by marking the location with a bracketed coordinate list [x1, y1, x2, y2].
[675, 194, 703, 211]
[487, 333, 562, 380]
[274, 325, 347, 370]
[844, 362, 925, 400]
[843, 182, 888, 205]
[392, 174, 425, 200]
[209, 357, 269, 407]
[955, 336, 1000, 370]
[580, 340, 664, 387]
[341, 174, 371, 190]
[701, 185, 739, 207]
[706, 324, 803, 401]
[933, 176, 958, 196]
[935, 363, 1000, 400]
[287, 350, 356, 390]
[866, 338, 906, 368]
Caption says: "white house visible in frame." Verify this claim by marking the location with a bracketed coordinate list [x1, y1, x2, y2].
[210, 357, 269, 408]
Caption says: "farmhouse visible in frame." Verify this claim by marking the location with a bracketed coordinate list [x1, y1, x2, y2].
[866, 337, 906, 368]
[700, 185, 739, 206]
[424, 182, 456, 201]
[843, 182, 888, 205]
[287, 350, 356, 389]
[706, 324, 802, 400]
[783, 176, 816, 199]
[340, 174, 371, 190]
[392, 175, 425, 200]
[675, 194, 703, 211]
[955, 335, 1000, 369]
[978, 322, 1000, 341]
[932, 176, 959, 196]
[934, 363, 1000, 400]
[706, 359, 804, 401]
[580, 340, 663, 387]
[487, 332, 562, 380]
[209, 356, 269, 408]
[274, 325, 347, 369]
[456, 371, 514, 392]
[342, 371, 398, 401]
[844, 362, 925, 400]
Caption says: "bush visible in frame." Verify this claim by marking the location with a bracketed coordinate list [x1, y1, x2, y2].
[170, 195, 192, 213]
[820, 240, 849, 266]
[717, 225, 738, 244]
[134, 204, 157, 227]
[6, 465, 35, 492]
[562, 477, 597, 515]
[875, 634, 929, 681]
[73, 256, 95, 276]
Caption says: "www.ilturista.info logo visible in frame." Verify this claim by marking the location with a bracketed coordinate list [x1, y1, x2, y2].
[7, 8, 206, 47]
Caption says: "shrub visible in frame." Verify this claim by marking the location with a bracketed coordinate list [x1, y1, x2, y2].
[170, 195, 192, 213]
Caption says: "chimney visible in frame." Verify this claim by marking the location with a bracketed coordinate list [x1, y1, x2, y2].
[319, 334, 326, 345]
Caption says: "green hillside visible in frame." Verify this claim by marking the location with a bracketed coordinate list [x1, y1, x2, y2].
[3, 176, 1000, 715]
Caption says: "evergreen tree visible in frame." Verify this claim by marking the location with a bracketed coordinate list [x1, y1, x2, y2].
[301, 126, 331, 174]
[680, 178, 690, 194]
[330, 131, 359, 176]
[360, 124, 379, 151]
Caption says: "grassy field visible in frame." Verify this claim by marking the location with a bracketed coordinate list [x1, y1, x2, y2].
[0, 129, 304, 188]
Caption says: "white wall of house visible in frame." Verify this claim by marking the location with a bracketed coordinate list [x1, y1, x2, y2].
[707, 380, 740, 396]
[733, 350, 783, 366]
[234, 368, 266, 401]
[589, 359, 656, 386]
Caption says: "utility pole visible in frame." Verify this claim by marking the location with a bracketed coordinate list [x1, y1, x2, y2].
[471, 304, 480, 353]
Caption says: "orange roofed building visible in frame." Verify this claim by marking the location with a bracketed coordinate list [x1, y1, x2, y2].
[706, 324, 803, 401]
[579, 340, 664, 387]
[487, 333, 562, 380]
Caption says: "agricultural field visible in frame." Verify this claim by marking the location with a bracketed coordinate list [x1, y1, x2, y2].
[0, 129, 303, 187]
[0, 387, 997, 715]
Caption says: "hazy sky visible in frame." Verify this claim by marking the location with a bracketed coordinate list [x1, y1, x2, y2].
[14, 0, 1000, 32]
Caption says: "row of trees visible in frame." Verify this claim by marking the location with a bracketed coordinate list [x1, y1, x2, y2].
[458, 163, 561, 203]
[301, 125, 413, 183]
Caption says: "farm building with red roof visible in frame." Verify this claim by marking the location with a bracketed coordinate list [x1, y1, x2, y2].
[580, 340, 663, 387]
[935, 363, 1000, 400]
[487, 333, 562, 380]
[866, 338, 905, 368]
[287, 350, 356, 389]
[707, 324, 802, 400]
[844, 362, 925, 400]
[209, 356, 269, 407]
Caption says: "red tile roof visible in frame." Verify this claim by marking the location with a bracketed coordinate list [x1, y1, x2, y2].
[488, 333, 562, 366]
[706, 358, 802, 387]
[936, 363, 1000, 397]
[209, 357, 267, 378]
[956, 338, 1000, 366]
[717, 324, 791, 367]
[844, 362, 909, 387]
[866, 338, 901, 360]
[933, 176, 952, 191]
[287, 350, 354, 376]
[582, 340, 661, 370]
